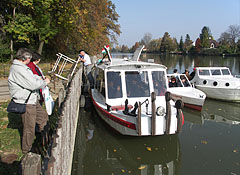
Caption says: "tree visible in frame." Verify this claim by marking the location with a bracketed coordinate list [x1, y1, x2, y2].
[184, 34, 193, 52]
[200, 26, 212, 48]
[218, 25, 240, 54]
[179, 36, 184, 51]
[140, 32, 152, 48]
[160, 32, 171, 53]
[227, 25, 240, 53]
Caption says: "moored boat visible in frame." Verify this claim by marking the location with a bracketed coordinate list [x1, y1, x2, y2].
[167, 73, 206, 111]
[90, 46, 184, 136]
[190, 67, 240, 102]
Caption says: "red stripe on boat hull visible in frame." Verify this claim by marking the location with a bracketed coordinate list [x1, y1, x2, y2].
[90, 95, 136, 130]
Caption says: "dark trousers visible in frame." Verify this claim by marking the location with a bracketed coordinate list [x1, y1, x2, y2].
[21, 101, 48, 153]
[85, 65, 94, 88]
[87, 72, 94, 88]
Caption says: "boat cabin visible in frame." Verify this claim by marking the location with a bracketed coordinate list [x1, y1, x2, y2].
[93, 60, 168, 107]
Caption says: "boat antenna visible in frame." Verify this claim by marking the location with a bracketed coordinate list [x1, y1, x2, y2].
[131, 45, 145, 62]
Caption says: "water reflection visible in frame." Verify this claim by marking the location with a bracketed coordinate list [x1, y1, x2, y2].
[72, 109, 181, 175]
[202, 99, 240, 125]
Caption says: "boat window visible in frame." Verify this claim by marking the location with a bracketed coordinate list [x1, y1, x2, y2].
[95, 68, 105, 97]
[125, 71, 150, 98]
[179, 75, 191, 87]
[221, 69, 231, 75]
[211, 69, 221, 75]
[152, 71, 167, 96]
[198, 69, 210, 76]
[107, 71, 123, 99]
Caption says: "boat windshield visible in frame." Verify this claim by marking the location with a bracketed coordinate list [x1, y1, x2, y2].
[107, 71, 123, 99]
[221, 69, 231, 75]
[125, 71, 150, 98]
[152, 71, 167, 96]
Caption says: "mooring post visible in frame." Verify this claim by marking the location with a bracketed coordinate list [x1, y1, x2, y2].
[137, 102, 142, 136]
[21, 153, 41, 175]
[151, 92, 156, 136]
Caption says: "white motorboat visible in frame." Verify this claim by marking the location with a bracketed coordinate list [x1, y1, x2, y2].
[167, 74, 206, 111]
[90, 46, 184, 136]
[190, 67, 240, 102]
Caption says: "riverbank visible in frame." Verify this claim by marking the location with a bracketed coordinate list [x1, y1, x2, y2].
[0, 78, 64, 174]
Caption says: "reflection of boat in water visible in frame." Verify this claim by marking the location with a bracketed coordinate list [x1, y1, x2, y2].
[72, 109, 181, 175]
[182, 108, 204, 125]
[201, 99, 240, 125]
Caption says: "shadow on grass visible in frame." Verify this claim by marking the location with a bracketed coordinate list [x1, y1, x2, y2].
[0, 161, 20, 175]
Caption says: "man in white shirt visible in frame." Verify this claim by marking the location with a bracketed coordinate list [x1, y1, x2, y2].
[79, 50, 94, 89]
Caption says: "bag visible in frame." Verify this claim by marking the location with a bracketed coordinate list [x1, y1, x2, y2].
[7, 100, 26, 114]
[42, 86, 54, 115]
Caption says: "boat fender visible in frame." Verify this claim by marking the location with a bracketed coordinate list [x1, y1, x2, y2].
[123, 99, 129, 115]
[176, 109, 183, 133]
[80, 95, 85, 108]
[175, 100, 184, 109]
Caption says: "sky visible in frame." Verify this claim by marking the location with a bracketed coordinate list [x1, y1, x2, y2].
[111, 0, 240, 47]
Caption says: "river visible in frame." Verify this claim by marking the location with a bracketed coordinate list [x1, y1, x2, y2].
[72, 54, 240, 175]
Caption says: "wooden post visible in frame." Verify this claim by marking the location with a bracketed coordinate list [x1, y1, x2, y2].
[151, 92, 156, 136]
[137, 102, 141, 136]
[21, 153, 41, 175]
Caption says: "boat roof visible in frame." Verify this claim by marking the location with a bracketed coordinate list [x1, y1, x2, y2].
[96, 58, 167, 71]
[195, 67, 229, 70]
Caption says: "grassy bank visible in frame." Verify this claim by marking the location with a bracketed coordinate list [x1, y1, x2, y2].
[0, 101, 22, 175]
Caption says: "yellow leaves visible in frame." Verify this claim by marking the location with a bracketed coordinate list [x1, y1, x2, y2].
[113, 149, 117, 152]
[138, 165, 146, 170]
[83, 9, 88, 14]
[201, 140, 208, 144]
[146, 147, 152, 151]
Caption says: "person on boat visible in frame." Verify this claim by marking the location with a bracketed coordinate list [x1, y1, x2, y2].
[180, 75, 190, 87]
[108, 81, 122, 98]
[173, 69, 178, 74]
[169, 77, 178, 87]
[154, 80, 166, 96]
[79, 50, 94, 89]
[183, 69, 191, 80]
[189, 67, 196, 80]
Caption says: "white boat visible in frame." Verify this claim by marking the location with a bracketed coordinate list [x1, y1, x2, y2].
[90, 46, 184, 136]
[167, 74, 206, 111]
[190, 67, 240, 102]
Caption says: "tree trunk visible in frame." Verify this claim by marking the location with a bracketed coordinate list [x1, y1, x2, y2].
[10, 7, 16, 62]
[38, 40, 44, 55]
[10, 39, 13, 62]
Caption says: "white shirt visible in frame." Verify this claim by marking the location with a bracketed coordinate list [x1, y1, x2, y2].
[83, 54, 91, 66]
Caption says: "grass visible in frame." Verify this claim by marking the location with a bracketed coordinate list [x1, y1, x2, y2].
[0, 101, 22, 175]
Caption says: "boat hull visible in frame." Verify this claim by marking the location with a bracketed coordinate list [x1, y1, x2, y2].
[168, 88, 206, 111]
[196, 85, 240, 102]
[90, 93, 183, 136]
